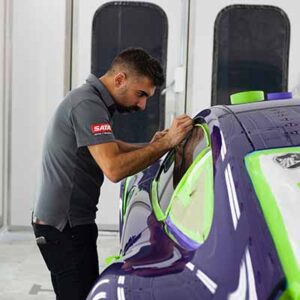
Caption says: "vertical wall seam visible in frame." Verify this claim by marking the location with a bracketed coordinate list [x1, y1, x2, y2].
[0, 0, 5, 228]
[64, 0, 73, 95]
[3, 0, 13, 228]
[184, 0, 191, 114]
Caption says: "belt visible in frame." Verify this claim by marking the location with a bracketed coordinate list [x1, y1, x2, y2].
[32, 216, 48, 225]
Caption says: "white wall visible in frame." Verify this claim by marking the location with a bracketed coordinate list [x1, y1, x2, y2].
[9, 0, 66, 227]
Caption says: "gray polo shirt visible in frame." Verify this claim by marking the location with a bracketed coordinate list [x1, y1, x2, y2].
[33, 74, 116, 231]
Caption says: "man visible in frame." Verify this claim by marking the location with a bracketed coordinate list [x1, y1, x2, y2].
[32, 48, 193, 299]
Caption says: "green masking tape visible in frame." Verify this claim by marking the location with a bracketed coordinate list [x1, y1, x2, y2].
[230, 90, 264, 105]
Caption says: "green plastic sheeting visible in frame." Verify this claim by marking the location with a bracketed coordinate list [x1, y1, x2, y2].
[151, 123, 210, 221]
[245, 147, 300, 299]
[151, 123, 214, 245]
[168, 149, 214, 244]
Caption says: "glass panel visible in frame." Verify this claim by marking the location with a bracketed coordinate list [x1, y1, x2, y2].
[91, 2, 168, 143]
[212, 5, 290, 105]
[174, 125, 208, 187]
[156, 124, 208, 216]
[169, 150, 214, 246]
[157, 151, 175, 213]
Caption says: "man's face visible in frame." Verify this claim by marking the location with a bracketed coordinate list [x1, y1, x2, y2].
[113, 73, 156, 113]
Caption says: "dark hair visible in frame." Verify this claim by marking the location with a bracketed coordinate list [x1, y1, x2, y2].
[109, 48, 165, 87]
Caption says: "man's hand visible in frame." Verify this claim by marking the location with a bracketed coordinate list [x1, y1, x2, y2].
[150, 129, 169, 143]
[163, 114, 193, 148]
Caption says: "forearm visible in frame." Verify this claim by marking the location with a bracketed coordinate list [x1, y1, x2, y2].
[111, 138, 171, 181]
[88, 114, 193, 183]
[115, 140, 147, 152]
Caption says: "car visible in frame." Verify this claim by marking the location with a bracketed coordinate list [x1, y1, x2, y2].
[87, 96, 300, 300]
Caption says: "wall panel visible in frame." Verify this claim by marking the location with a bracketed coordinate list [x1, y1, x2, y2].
[10, 0, 66, 227]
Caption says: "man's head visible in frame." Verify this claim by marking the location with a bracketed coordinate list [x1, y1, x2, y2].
[101, 48, 164, 113]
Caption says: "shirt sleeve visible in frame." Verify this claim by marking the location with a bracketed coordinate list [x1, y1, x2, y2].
[70, 100, 116, 147]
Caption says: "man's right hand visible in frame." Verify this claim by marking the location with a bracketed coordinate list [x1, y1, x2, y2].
[163, 114, 193, 148]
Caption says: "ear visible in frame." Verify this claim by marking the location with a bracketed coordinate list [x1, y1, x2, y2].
[114, 72, 126, 88]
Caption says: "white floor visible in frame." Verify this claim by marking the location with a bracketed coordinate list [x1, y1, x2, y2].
[0, 229, 120, 300]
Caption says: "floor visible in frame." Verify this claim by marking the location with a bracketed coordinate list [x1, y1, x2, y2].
[0, 229, 120, 300]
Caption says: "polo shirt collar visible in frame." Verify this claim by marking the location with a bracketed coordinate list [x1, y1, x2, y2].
[86, 74, 116, 113]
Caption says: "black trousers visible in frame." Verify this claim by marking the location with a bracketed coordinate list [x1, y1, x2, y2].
[32, 222, 99, 300]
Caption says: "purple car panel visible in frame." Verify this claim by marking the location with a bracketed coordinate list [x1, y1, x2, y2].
[87, 99, 300, 300]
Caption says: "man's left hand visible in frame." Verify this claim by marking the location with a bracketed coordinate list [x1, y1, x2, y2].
[150, 129, 169, 143]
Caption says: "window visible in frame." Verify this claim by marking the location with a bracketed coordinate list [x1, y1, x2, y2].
[91, 1, 168, 143]
[212, 5, 290, 105]
[156, 150, 175, 215]
[151, 123, 214, 250]
[166, 148, 213, 250]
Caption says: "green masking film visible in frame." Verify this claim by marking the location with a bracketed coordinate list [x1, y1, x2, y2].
[151, 180, 166, 221]
[245, 147, 300, 299]
[167, 150, 214, 244]
[150, 123, 214, 244]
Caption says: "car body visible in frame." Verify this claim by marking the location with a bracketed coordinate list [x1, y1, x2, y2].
[87, 99, 300, 300]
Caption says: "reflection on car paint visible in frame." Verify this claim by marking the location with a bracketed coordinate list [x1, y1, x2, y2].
[88, 99, 300, 300]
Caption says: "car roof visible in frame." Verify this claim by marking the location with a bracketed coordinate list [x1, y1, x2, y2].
[223, 99, 300, 150]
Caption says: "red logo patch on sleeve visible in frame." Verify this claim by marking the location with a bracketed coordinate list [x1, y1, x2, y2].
[91, 123, 112, 135]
